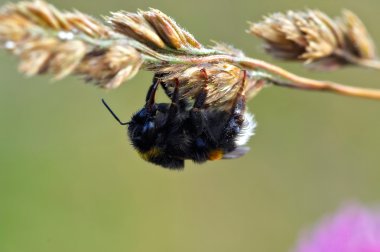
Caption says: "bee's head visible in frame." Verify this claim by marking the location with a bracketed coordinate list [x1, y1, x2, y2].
[127, 107, 157, 152]
[127, 106, 185, 169]
[102, 75, 185, 170]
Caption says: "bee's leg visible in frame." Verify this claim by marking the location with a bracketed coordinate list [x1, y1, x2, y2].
[158, 78, 181, 129]
[192, 68, 209, 109]
[131, 75, 160, 133]
[135, 74, 161, 137]
[146, 75, 160, 102]
[145, 75, 171, 114]
[190, 69, 209, 134]
[152, 72, 172, 98]
[221, 70, 247, 141]
[167, 78, 180, 117]
[160, 80, 172, 98]
[150, 72, 176, 100]
[145, 74, 161, 112]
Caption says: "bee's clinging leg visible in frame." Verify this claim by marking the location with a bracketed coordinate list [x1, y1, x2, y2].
[221, 70, 248, 139]
[231, 70, 247, 115]
[193, 68, 209, 109]
[170, 78, 180, 105]
[190, 68, 210, 134]
[145, 74, 161, 112]
[131, 74, 162, 137]
[166, 78, 181, 120]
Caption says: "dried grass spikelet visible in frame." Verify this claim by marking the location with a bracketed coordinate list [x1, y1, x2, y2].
[152, 63, 266, 109]
[0, 0, 142, 88]
[77, 45, 143, 89]
[0, 0, 110, 40]
[108, 8, 203, 52]
[17, 38, 87, 79]
[339, 10, 376, 60]
[249, 10, 377, 70]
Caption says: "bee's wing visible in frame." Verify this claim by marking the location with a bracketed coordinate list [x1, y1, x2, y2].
[222, 146, 250, 159]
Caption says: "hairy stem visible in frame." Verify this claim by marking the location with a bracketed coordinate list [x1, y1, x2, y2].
[238, 57, 380, 100]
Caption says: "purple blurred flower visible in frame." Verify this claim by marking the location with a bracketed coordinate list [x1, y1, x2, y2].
[294, 204, 380, 252]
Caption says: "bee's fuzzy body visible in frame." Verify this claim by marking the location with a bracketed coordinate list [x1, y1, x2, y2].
[125, 70, 255, 169]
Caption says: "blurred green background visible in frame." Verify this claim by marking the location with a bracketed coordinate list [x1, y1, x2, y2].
[0, 0, 379, 251]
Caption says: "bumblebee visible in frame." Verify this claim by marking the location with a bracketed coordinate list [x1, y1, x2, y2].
[102, 69, 256, 169]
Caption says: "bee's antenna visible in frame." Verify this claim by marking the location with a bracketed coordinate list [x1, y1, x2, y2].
[101, 99, 130, 126]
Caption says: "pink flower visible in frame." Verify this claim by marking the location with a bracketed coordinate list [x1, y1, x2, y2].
[294, 204, 380, 252]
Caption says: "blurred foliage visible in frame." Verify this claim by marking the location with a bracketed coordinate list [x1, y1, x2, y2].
[0, 0, 379, 252]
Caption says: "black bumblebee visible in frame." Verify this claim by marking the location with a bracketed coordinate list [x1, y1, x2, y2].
[102, 69, 256, 169]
